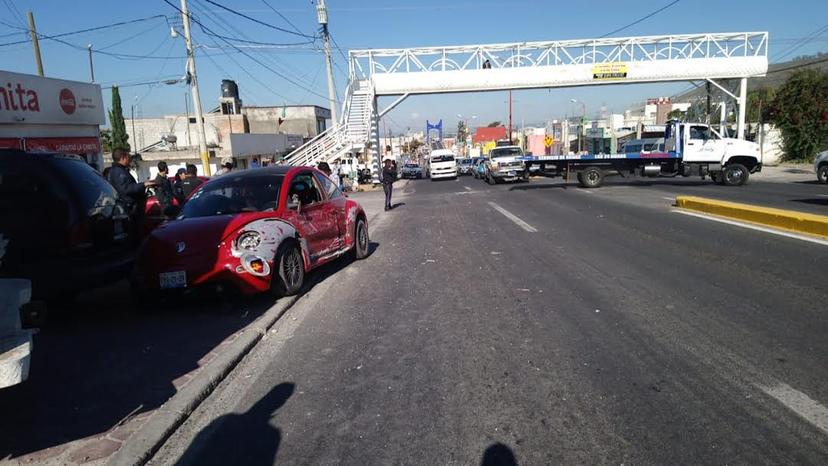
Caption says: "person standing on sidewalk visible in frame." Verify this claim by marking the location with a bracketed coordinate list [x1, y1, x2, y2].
[382, 158, 397, 211]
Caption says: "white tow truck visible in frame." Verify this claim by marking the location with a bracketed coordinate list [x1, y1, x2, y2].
[523, 121, 762, 188]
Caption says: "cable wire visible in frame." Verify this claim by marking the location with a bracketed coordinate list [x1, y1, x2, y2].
[0, 14, 168, 47]
[201, 0, 317, 39]
[599, 0, 681, 38]
[259, 0, 307, 36]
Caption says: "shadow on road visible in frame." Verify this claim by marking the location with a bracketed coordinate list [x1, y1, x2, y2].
[175, 382, 294, 466]
[790, 198, 828, 207]
[0, 239, 379, 460]
[481, 442, 518, 466]
[0, 282, 278, 459]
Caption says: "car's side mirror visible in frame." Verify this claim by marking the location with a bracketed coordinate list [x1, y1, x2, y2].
[287, 194, 301, 213]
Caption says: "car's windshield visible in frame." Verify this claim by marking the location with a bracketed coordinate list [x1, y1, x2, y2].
[489, 147, 523, 158]
[404, 163, 419, 168]
[50, 156, 118, 214]
[431, 155, 454, 163]
[180, 174, 283, 218]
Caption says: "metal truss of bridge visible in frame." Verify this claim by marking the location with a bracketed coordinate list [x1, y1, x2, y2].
[285, 32, 768, 178]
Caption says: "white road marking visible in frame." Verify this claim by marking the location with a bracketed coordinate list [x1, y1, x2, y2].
[672, 209, 828, 246]
[464, 186, 472, 191]
[661, 196, 675, 201]
[488, 202, 538, 232]
[757, 383, 828, 435]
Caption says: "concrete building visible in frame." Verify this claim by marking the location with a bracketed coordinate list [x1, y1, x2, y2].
[242, 105, 330, 138]
[122, 80, 331, 175]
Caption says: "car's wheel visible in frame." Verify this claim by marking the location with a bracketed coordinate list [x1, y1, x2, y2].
[578, 167, 603, 188]
[818, 164, 828, 184]
[352, 217, 369, 260]
[271, 242, 304, 297]
[723, 163, 749, 186]
[710, 171, 725, 185]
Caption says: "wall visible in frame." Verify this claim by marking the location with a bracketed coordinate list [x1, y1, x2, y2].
[242, 106, 330, 139]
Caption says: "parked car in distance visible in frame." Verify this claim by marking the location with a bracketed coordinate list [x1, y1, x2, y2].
[457, 158, 474, 175]
[473, 157, 488, 179]
[131, 166, 370, 300]
[0, 149, 134, 300]
[400, 163, 423, 179]
[814, 150, 828, 184]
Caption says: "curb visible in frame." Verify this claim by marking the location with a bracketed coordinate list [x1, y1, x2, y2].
[675, 196, 828, 239]
[110, 294, 300, 466]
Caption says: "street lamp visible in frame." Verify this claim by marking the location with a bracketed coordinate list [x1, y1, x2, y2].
[570, 98, 586, 153]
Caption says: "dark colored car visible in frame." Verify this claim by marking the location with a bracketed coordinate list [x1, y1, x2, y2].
[131, 166, 370, 298]
[0, 150, 134, 300]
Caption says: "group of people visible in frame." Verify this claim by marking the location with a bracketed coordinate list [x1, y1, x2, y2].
[105, 148, 205, 242]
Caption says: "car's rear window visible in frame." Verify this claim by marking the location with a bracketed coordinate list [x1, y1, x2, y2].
[181, 174, 283, 218]
[50, 156, 118, 213]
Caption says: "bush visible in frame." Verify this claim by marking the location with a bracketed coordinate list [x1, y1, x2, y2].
[768, 69, 828, 162]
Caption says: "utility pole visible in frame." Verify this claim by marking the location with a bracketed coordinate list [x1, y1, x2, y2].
[27, 11, 44, 76]
[180, 0, 211, 176]
[87, 44, 95, 82]
[508, 90, 513, 144]
[184, 92, 191, 147]
[317, 0, 338, 127]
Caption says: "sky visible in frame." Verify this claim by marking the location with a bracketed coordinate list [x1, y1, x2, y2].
[2, 0, 826, 133]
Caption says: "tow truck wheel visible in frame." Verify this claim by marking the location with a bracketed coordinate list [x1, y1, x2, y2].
[723, 163, 749, 186]
[576, 172, 585, 185]
[579, 167, 603, 188]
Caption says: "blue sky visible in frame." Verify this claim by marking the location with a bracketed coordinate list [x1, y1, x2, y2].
[2, 0, 826, 132]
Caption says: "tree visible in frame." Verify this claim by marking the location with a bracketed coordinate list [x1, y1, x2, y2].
[746, 86, 774, 123]
[108, 86, 130, 152]
[486, 121, 501, 128]
[99, 128, 112, 153]
[768, 69, 828, 162]
[456, 120, 468, 144]
[666, 109, 686, 121]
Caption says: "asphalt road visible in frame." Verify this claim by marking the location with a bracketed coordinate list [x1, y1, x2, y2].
[153, 175, 828, 465]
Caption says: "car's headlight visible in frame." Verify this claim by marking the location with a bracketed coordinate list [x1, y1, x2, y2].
[236, 231, 262, 250]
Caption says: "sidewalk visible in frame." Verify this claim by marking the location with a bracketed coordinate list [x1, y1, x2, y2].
[753, 163, 817, 183]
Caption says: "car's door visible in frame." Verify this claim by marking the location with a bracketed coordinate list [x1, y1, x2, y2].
[314, 171, 346, 250]
[286, 171, 336, 264]
[683, 125, 721, 162]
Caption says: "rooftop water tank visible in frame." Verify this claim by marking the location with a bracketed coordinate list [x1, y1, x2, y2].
[221, 79, 239, 99]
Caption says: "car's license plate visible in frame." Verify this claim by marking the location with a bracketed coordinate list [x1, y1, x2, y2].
[159, 271, 187, 289]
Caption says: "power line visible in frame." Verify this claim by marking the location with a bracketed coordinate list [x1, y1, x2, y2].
[201, 30, 315, 47]
[0, 14, 168, 47]
[165, 0, 328, 99]
[599, 0, 681, 38]
[773, 24, 828, 63]
[259, 0, 307, 36]
[201, 0, 317, 39]
[2, 0, 26, 28]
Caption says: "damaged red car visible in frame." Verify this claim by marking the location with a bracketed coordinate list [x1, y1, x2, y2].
[131, 166, 369, 298]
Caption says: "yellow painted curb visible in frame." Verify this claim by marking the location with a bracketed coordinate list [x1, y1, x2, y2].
[675, 196, 828, 239]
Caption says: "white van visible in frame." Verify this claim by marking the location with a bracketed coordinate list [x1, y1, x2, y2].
[428, 149, 457, 180]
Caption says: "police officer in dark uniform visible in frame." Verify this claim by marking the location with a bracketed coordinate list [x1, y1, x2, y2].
[107, 148, 156, 241]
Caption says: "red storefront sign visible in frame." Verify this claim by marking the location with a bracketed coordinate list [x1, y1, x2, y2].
[0, 138, 22, 149]
[25, 137, 101, 154]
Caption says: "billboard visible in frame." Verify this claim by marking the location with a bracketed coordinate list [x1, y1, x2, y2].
[0, 70, 105, 126]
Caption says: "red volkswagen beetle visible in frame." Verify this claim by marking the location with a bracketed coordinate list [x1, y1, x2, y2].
[131, 166, 369, 297]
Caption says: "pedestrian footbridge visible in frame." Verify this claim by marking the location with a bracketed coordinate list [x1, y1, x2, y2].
[285, 32, 768, 178]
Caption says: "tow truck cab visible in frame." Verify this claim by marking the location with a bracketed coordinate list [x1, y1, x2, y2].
[666, 121, 762, 185]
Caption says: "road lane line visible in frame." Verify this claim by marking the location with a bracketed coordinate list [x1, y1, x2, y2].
[757, 383, 828, 435]
[672, 209, 828, 246]
[464, 186, 472, 191]
[488, 202, 538, 232]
